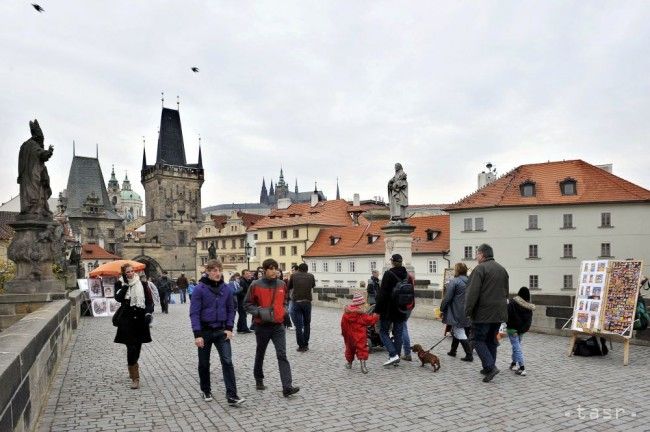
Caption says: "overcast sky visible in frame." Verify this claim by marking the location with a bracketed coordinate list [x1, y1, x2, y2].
[1, 1, 649, 209]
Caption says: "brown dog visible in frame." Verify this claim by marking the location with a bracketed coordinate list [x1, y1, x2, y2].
[411, 344, 441, 372]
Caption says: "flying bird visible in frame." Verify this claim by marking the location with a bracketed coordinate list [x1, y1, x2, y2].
[32, 4, 44, 12]
[191, 67, 199, 73]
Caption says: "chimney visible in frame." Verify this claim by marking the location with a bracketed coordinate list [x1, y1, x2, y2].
[277, 198, 291, 210]
[310, 192, 318, 207]
[478, 163, 497, 189]
[353, 193, 360, 207]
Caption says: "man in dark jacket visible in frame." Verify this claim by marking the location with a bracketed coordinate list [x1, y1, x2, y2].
[189, 259, 244, 405]
[157, 272, 172, 314]
[465, 243, 509, 382]
[288, 263, 315, 352]
[367, 270, 380, 305]
[236, 270, 253, 333]
[176, 273, 189, 304]
[376, 254, 413, 366]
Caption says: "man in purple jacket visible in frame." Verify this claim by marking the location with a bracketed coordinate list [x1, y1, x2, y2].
[190, 259, 245, 405]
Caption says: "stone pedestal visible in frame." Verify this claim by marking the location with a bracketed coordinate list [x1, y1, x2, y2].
[381, 221, 416, 273]
[5, 218, 65, 294]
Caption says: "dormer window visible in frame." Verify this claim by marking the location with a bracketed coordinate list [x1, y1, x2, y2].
[425, 229, 440, 241]
[367, 234, 379, 244]
[520, 181, 536, 197]
[560, 178, 577, 196]
[330, 235, 341, 245]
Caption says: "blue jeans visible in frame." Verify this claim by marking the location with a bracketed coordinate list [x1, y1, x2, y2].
[197, 329, 238, 399]
[379, 318, 404, 358]
[179, 289, 187, 304]
[401, 312, 412, 356]
[509, 333, 524, 366]
[290, 301, 312, 348]
[472, 322, 501, 371]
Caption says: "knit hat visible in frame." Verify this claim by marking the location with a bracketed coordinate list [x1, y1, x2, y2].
[350, 293, 365, 306]
[517, 286, 531, 302]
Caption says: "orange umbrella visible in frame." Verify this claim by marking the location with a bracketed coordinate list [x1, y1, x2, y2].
[89, 260, 146, 277]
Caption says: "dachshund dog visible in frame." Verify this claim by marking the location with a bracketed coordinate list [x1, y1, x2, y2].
[411, 344, 441, 372]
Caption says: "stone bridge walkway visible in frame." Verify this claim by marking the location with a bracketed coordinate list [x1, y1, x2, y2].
[37, 304, 650, 431]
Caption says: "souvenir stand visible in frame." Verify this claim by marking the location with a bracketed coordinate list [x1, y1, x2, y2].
[566, 260, 643, 365]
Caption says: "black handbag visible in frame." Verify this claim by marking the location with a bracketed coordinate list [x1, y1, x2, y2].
[112, 305, 124, 327]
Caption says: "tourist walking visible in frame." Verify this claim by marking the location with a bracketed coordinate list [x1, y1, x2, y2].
[341, 293, 379, 374]
[244, 259, 300, 397]
[236, 270, 253, 333]
[177, 272, 189, 304]
[440, 263, 473, 361]
[465, 243, 509, 383]
[157, 271, 172, 314]
[114, 264, 154, 390]
[507, 287, 536, 376]
[190, 259, 245, 405]
[289, 263, 315, 352]
[367, 270, 380, 305]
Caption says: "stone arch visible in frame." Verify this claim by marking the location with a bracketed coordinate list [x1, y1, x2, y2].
[132, 255, 163, 279]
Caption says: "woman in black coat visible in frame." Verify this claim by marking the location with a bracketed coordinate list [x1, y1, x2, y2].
[114, 263, 154, 389]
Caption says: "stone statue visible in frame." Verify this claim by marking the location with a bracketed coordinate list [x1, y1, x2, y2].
[388, 162, 408, 222]
[17, 119, 54, 218]
[208, 241, 217, 259]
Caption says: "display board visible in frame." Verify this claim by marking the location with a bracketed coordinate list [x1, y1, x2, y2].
[89, 277, 120, 318]
[571, 260, 643, 337]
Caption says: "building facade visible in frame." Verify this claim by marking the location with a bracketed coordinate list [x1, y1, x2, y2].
[107, 167, 143, 222]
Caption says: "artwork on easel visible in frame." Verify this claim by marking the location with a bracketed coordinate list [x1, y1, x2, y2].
[601, 260, 642, 336]
[88, 278, 103, 298]
[91, 298, 109, 317]
[571, 260, 607, 332]
[107, 299, 121, 316]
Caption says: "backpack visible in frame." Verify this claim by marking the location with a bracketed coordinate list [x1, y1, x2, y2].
[391, 273, 415, 314]
[634, 295, 649, 331]
[574, 336, 608, 357]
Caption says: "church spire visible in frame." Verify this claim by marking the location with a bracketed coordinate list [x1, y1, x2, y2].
[269, 180, 275, 196]
[260, 178, 268, 204]
[108, 165, 119, 190]
[336, 177, 340, 200]
[295, 178, 298, 194]
[197, 136, 203, 168]
[142, 138, 147, 170]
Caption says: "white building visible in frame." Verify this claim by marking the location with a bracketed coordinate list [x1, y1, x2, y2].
[445, 160, 650, 294]
[303, 215, 450, 288]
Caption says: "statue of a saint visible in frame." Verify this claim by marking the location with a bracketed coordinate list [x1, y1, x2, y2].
[208, 241, 217, 259]
[17, 119, 54, 218]
[387, 162, 408, 222]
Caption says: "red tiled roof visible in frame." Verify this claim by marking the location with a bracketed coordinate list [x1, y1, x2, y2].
[303, 215, 450, 257]
[210, 215, 228, 228]
[446, 160, 650, 211]
[240, 212, 265, 229]
[249, 200, 356, 230]
[80, 243, 121, 260]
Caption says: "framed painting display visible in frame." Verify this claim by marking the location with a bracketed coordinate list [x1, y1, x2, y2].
[88, 278, 103, 298]
[107, 299, 121, 316]
[91, 298, 109, 317]
[601, 260, 643, 336]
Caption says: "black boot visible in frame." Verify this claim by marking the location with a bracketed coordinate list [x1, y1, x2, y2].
[460, 340, 473, 362]
[448, 337, 459, 357]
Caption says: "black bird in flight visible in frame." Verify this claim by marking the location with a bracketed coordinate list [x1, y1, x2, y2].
[32, 4, 44, 12]
[191, 67, 199, 73]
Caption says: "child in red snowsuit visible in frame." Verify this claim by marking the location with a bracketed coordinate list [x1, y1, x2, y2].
[341, 293, 379, 374]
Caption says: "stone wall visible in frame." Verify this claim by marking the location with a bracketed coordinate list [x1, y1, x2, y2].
[0, 290, 84, 432]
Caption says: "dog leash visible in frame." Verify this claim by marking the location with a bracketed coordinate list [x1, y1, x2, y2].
[426, 335, 448, 352]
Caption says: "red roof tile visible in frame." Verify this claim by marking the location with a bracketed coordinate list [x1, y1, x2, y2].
[250, 200, 355, 230]
[446, 160, 650, 211]
[80, 243, 121, 260]
[303, 215, 449, 257]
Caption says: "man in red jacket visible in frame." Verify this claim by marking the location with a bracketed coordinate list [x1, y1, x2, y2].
[243, 258, 300, 397]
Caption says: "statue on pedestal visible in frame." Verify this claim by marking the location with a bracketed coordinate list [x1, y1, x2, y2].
[17, 119, 54, 218]
[208, 241, 217, 260]
[388, 162, 408, 222]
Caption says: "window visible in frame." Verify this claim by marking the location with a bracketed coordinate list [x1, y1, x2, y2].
[562, 214, 573, 229]
[253, 233, 258, 240]
[281, 230, 288, 239]
[601, 212, 612, 228]
[107, 243, 115, 253]
[291, 246, 297, 256]
[370, 261, 377, 271]
[178, 231, 187, 246]
[528, 215, 538, 230]
[310, 261, 317, 272]
[335, 261, 342, 272]
[253, 247, 256, 257]
[280, 263, 286, 271]
[267, 231, 273, 240]
[231, 239, 236, 249]
[87, 227, 95, 237]
[201, 257, 207, 265]
[563, 244, 573, 258]
[520, 182, 535, 197]
[528, 244, 538, 258]
[221, 240, 226, 248]
[560, 179, 577, 195]
[463, 218, 473, 231]
[201, 240, 208, 250]
[323, 262, 328, 272]
[265, 247, 272, 256]
[563, 275, 573, 290]
[529, 275, 539, 289]
[601, 243, 611, 257]
[464, 246, 473, 260]
[279, 246, 286, 256]
[475, 217, 484, 231]
[108, 229, 115, 238]
[293, 229, 299, 238]
[428, 260, 437, 274]
[349, 261, 356, 272]
[425, 229, 437, 241]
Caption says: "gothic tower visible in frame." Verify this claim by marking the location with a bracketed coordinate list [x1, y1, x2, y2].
[275, 168, 289, 199]
[140, 106, 204, 274]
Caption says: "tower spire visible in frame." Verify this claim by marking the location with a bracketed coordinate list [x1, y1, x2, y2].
[295, 178, 298, 194]
[177, 95, 180, 111]
[72, 140, 75, 156]
[142, 137, 147, 170]
[197, 135, 203, 168]
[336, 177, 340, 200]
[96, 143, 99, 159]
[161, 91, 165, 107]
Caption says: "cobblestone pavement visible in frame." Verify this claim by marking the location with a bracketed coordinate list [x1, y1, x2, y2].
[37, 304, 650, 432]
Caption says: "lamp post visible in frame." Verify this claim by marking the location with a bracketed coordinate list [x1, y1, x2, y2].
[244, 242, 252, 270]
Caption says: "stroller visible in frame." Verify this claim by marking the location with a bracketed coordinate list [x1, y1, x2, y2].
[366, 304, 385, 350]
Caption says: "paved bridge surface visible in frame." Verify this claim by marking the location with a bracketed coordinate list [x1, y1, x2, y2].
[37, 304, 649, 431]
